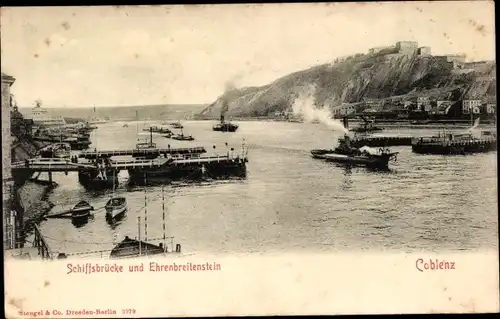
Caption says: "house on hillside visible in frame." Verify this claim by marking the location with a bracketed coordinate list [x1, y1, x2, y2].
[415, 96, 431, 111]
[482, 97, 496, 116]
[417, 47, 431, 56]
[462, 99, 482, 114]
[395, 41, 418, 54]
[486, 102, 496, 115]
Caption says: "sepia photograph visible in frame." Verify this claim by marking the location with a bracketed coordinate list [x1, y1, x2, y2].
[2, 2, 498, 317]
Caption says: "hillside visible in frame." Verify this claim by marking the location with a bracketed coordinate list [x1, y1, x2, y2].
[19, 104, 208, 122]
[199, 52, 496, 118]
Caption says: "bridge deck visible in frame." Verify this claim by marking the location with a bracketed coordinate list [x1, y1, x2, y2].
[79, 146, 207, 158]
[12, 155, 246, 172]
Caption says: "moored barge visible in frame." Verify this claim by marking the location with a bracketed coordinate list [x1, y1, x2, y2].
[411, 132, 497, 155]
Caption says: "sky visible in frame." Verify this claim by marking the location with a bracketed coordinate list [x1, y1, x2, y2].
[1, 2, 495, 108]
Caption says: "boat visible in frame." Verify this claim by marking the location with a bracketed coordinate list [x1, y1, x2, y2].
[171, 128, 194, 141]
[39, 142, 71, 159]
[105, 168, 127, 219]
[311, 134, 398, 169]
[71, 200, 94, 221]
[105, 196, 127, 219]
[170, 121, 183, 129]
[109, 236, 165, 258]
[25, 100, 67, 128]
[411, 119, 497, 155]
[88, 107, 108, 125]
[213, 101, 238, 132]
[213, 116, 239, 132]
[142, 125, 172, 134]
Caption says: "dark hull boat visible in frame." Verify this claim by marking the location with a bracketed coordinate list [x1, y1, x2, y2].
[127, 157, 248, 184]
[143, 125, 172, 134]
[213, 114, 238, 132]
[109, 236, 182, 259]
[411, 120, 497, 155]
[311, 149, 396, 168]
[213, 122, 238, 132]
[39, 142, 71, 159]
[170, 122, 183, 129]
[78, 169, 118, 190]
[171, 134, 194, 141]
[311, 135, 398, 169]
[170, 127, 194, 141]
[71, 200, 94, 223]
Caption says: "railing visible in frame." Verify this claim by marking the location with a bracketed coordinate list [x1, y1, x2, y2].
[33, 224, 52, 260]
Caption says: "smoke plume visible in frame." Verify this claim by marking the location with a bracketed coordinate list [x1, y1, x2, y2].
[291, 86, 349, 133]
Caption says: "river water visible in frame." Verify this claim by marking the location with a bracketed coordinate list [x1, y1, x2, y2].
[37, 121, 498, 257]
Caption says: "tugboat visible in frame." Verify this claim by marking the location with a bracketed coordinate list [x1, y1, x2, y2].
[213, 113, 238, 132]
[143, 125, 172, 134]
[170, 121, 183, 129]
[171, 128, 194, 141]
[71, 200, 94, 223]
[311, 134, 398, 169]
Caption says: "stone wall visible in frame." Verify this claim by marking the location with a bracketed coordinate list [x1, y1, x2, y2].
[2, 73, 16, 249]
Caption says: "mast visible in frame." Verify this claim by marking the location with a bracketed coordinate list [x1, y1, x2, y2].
[162, 186, 166, 253]
[150, 127, 153, 147]
[143, 172, 148, 255]
[137, 216, 141, 256]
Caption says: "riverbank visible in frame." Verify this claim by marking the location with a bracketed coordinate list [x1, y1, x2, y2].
[193, 117, 496, 129]
[11, 134, 55, 244]
[17, 180, 55, 241]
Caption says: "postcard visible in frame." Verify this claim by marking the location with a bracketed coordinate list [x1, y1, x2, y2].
[2, 2, 498, 317]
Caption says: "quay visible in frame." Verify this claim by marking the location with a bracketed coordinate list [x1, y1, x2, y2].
[352, 136, 412, 147]
[411, 136, 497, 154]
[5, 224, 53, 260]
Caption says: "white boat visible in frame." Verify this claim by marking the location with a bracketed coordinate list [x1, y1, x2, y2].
[105, 169, 127, 219]
[88, 107, 108, 124]
[25, 101, 66, 127]
[105, 196, 127, 219]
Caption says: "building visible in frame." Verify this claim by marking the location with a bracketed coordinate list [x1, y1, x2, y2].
[395, 41, 418, 53]
[486, 102, 496, 114]
[417, 46, 431, 56]
[1, 73, 16, 249]
[416, 96, 431, 111]
[462, 99, 482, 114]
